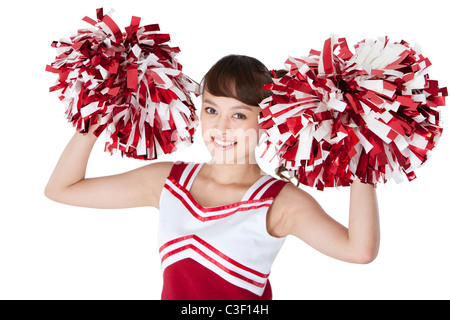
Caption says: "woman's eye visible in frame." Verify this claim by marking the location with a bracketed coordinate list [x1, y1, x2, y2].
[205, 107, 217, 114]
[233, 113, 247, 120]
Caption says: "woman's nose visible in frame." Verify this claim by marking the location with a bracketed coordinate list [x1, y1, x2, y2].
[214, 114, 231, 132]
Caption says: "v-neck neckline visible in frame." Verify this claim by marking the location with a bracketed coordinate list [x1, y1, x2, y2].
[185, 163, 271, 210]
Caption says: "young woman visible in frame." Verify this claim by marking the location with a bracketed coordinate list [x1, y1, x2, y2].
[45, 54, 380, 300]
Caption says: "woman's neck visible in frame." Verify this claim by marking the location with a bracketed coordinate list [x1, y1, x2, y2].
[202, 161, 264, 185]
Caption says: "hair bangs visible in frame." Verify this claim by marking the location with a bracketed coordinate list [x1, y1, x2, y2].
[201, 55, 273, 106]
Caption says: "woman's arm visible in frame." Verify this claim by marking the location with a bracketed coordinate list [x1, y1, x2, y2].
[268, 179, 380, 264]
[44, 124, 172, 209]
[347, 179, 380, 262]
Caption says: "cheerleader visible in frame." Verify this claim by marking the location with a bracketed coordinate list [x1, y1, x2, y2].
[45, 54, 379, 300]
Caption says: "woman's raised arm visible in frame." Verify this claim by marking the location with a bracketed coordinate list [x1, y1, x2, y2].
[268, 179, 380, 264]
[44, 125, 172, 209]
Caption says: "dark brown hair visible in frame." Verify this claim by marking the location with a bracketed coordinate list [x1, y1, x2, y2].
[201, 54, 274, 106]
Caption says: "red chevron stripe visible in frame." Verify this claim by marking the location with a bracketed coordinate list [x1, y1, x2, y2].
[160, 235, 269, 288]
[160, 235, 269, 278]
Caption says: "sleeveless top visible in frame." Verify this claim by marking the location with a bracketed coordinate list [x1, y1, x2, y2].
[158, 162, 289, 300]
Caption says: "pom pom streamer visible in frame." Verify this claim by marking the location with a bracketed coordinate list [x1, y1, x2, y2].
[46, 8, 199, 160]
[260, 36, 447, 190]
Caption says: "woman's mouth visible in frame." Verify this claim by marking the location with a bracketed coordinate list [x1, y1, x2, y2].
[212, 137, 237, 151]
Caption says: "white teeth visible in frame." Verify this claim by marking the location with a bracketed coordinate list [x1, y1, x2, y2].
[213, 138, 236, 147]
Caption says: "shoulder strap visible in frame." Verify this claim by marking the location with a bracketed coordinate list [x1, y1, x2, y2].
[182, 163, 202, 189]
[246, 177, 290, 201]
[168, 161, 189, 183]
[168, 162, 202, 189]
[259, 179, 290, 200]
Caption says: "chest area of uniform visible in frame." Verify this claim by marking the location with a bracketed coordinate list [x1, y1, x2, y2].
[189, 177, 257, 208]
[160, 176, 274, 225]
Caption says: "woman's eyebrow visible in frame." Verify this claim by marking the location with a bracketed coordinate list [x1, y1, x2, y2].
[231, 105, 253, 111]
[203, 98, 253, 111]
[203, 99, 217, 106]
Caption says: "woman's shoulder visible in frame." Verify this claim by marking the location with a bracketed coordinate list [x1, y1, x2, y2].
[141, 161, 175, 173]
[140, 160, 205, 183]
[137, 161, 175, 186]
[270, 179, 320, 217]
[268, 181, 321, 237]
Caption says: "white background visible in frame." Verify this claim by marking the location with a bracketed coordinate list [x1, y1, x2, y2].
[1, 0, 449, 300]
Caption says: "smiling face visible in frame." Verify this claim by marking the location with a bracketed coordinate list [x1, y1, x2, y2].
[201, 90, 262, 165]
[199, 54, 274, 165]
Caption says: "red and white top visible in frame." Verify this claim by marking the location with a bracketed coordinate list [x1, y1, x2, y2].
[158, 162, 289, 300]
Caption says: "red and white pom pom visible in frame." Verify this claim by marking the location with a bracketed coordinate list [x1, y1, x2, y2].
[46, 8, 199, 160]
[259, 35, 447, 190]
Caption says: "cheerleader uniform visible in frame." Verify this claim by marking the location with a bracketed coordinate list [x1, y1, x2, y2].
[158, 162, 289, 300]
